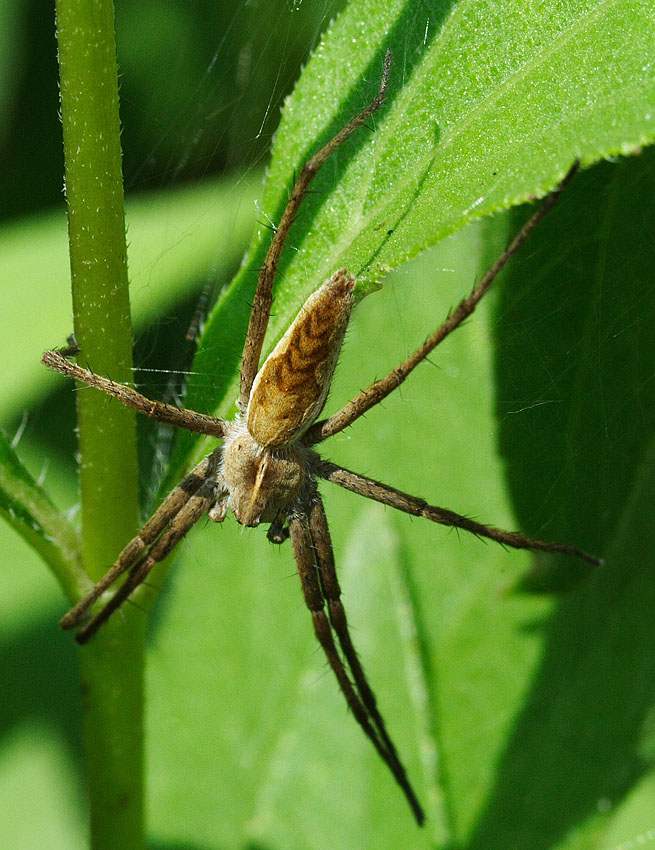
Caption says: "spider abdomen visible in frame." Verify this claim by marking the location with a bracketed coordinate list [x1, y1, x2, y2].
[246, 269, 355, 447]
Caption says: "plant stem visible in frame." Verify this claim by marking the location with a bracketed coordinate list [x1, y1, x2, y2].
[55, 1, 145, 848]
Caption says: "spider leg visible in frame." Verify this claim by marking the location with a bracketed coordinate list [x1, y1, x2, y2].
[42, 350, 227, 438]
[208, 493, 228, 523]
[289, 506, 425, 825]
[59, 452, 219, 631]
[75, 474, 222, 644]
[315, 459, 601, 566]
[238, 51, 391, 409]
[307, 491, 425, 824]
[267, 511, 290, 544]
[304, 162, 580, 445]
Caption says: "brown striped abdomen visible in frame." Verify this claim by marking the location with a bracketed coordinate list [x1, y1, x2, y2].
[246, 269, 355, 447]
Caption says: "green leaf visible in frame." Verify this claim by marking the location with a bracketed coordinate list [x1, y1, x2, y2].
[166, 0, 655, 486]
[142, 4, 655, 843]
[464, 146, 655, 850]
[497, 151, 655, 572]
[145, 151, 655, 847]
[0, 429, 84, 601]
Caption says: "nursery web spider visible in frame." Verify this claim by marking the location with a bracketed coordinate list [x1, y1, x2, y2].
[43, 52, 600, 825]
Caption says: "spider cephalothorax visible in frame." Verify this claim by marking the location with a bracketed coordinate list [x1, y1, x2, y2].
[43, 53, 599, 826]
[220, 424, 307, 526]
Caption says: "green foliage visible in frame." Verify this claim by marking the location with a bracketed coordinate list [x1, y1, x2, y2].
[0, 430, 83, 600]
[1, 0, 654, 848]
[168, 0, 655, 482]
[146, 152, 655, 848]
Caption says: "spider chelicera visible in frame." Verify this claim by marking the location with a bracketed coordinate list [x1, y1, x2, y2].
[43, 52, 599, 825]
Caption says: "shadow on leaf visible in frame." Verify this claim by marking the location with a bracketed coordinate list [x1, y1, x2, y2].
[468, 151, 655, 848]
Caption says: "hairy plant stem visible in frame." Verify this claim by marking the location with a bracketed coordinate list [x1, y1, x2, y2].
[55, 0, 145, 847]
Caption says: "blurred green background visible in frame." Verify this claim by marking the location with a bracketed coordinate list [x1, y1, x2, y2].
[2, 1, 655, 849]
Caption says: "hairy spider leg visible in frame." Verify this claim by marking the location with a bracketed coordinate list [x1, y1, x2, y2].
[314, 460, 601, 566]
[75, 475, 225, 644]
[41, 350, 227, 438]
[304, 161, 580, 446]
[289, 507, 424, 825]
[307, 491, 425, 823]
[59, 453, 218, 631]
[238, 51, 391, 408]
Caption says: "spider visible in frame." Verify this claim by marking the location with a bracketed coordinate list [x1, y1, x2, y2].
[43, 52, 600, 826]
